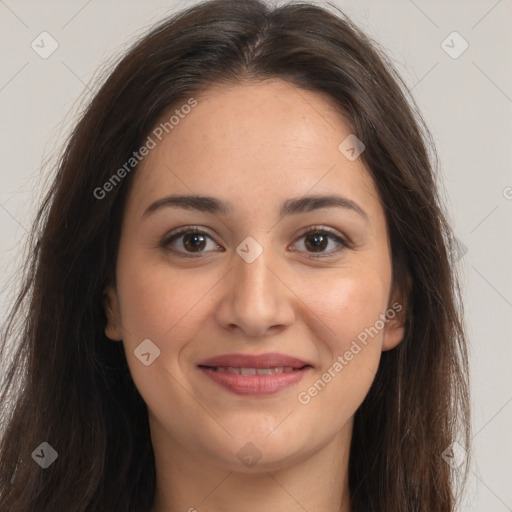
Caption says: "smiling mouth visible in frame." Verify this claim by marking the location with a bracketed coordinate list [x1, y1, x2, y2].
[197, 363, 313, 396]
[200, 365, 310, 375]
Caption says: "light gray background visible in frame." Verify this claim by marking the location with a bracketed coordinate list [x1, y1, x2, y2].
[1, 0, 511, 510]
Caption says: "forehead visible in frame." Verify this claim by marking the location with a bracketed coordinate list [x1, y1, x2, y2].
[129, 80, 379, 218]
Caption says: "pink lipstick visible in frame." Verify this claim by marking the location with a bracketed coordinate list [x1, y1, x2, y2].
[197, 352, 313, 396]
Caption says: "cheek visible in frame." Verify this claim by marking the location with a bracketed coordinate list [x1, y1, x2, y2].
[298, 268, 390, 351]
[295, 274, 388, 417]
[290, 271, 390, 442]
[115, 261, 214, 407]
[116, 253, 220, 341]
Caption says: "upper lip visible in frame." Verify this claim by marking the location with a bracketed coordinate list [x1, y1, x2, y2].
[197, 352, 313, 369]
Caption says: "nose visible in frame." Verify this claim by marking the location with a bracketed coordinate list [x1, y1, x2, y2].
[214, 242, 296, 338]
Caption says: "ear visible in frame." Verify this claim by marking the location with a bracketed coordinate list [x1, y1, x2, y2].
[382, 293, 407, 352]
[103, 285, 123, 341]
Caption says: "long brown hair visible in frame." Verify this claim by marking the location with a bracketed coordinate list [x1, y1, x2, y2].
[0, 1, 470, 510]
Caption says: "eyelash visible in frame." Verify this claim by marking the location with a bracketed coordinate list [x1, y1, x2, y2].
[160, 225, 349, 259]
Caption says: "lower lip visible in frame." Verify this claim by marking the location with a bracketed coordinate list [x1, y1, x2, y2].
[199, 367, 311, 396]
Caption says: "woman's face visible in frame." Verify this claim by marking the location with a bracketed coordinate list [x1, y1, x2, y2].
[105, 79, 404, 471]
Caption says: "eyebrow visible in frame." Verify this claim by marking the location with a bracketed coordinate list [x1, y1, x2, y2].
[142, 193, 368, 221]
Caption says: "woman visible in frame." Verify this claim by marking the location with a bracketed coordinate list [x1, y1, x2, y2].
[0, 0, 470, 510]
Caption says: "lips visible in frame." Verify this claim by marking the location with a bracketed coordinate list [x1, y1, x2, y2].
[197, 352, 313, 396]
[198, 352, 311, 369]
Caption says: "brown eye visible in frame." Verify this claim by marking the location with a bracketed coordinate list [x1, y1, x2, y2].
[292, 227, 347, 258]
[182, 232, 207, 252]
[161, 228, 222, 257]
[304, 232, 329, 252]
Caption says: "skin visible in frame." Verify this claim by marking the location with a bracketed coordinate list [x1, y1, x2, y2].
[105, 79, 405, 512]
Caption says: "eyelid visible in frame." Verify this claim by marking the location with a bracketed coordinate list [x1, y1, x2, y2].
[164, 225, 217, 240]
[289, 225, 349, 257]
[160, 226, 222, 258]
[293, 224, 347, 242]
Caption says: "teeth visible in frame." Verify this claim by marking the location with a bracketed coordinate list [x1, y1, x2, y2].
[212, 366, 297, 374]
[256, 368, 273, 375]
